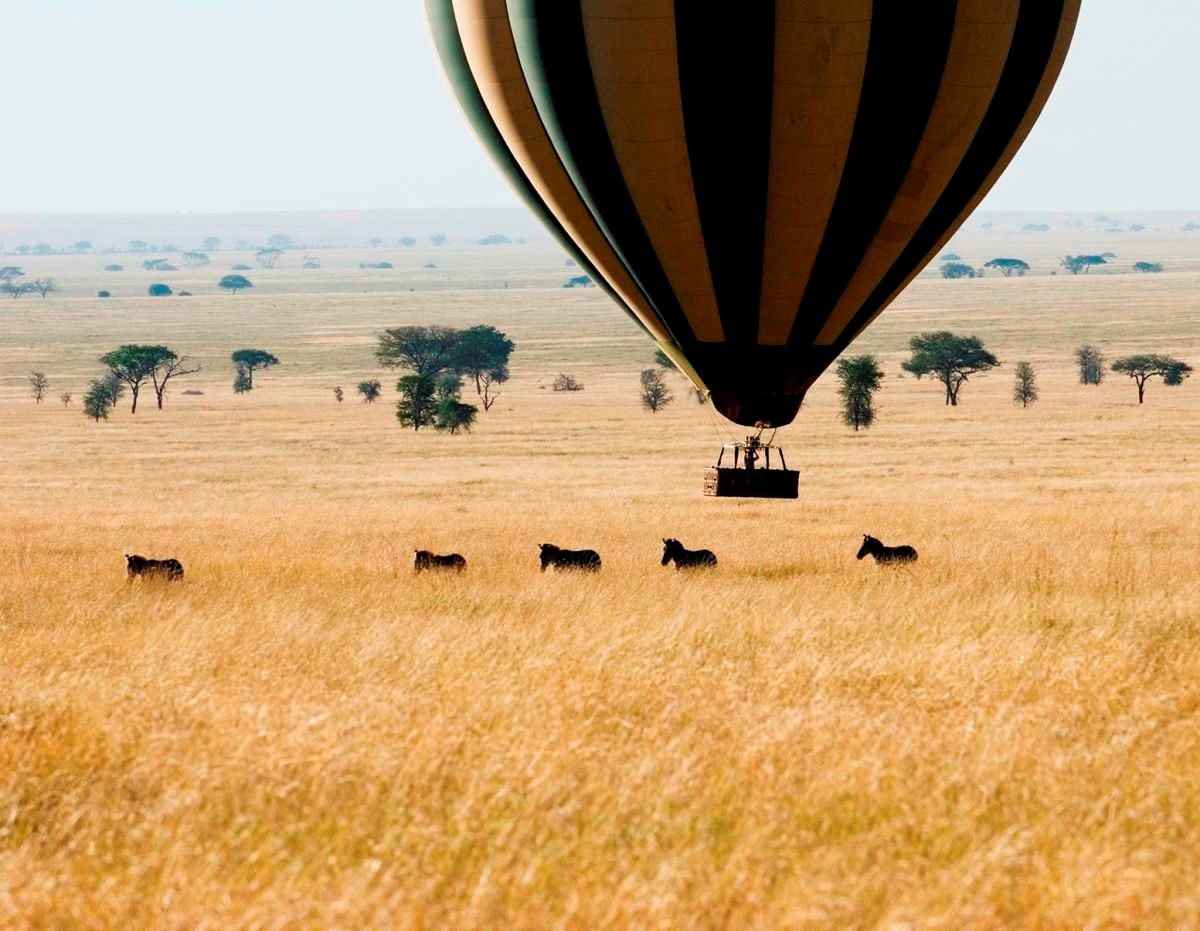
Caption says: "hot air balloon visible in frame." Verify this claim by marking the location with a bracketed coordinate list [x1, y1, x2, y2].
[426, 1, 1080, 494]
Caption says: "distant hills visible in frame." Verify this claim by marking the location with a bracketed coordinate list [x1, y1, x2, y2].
[967, 210, 1200, 234]
[0, 208, 550, 254]
[5, 207, 1200, 257]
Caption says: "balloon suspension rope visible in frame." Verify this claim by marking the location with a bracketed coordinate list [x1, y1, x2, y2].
[703, 393, 739, 448]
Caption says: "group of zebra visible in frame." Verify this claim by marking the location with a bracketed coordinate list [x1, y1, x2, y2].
[415, 534, 918, 574]
[415, 538, 717, 574]
[125, 534, 916, 583]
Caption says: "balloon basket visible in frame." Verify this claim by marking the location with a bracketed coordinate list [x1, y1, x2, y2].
[702, 431, 798, 499]
[702, 467, 798, 499]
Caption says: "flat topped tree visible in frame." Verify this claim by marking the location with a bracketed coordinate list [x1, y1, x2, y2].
[1111, 353, 1192, 403]
[230, 349, 279, 390]
[375, 325, 462, 378]
[100, 344, 187, 413]
[983, 257, 1029, 277]
[902, 331, 999, 406]
[219, 274, 252, 294]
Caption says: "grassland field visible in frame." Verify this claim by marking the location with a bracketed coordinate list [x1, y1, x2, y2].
[3, 225, 1200, 928]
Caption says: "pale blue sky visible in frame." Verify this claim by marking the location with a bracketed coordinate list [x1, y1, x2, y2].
[3, 0, 1195, 214]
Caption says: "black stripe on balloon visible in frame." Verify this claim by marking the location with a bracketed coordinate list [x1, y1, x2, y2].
[830, 0, 1069, 354]
[422, 0, 644, 335]
[787, 0, 959, 348]
[506, 0, 696, 345]
[675, 3, 776, 346]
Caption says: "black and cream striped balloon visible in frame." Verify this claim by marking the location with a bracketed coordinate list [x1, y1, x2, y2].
[426, 1, 1081, 427]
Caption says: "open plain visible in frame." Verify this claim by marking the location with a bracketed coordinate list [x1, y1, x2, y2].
[3, 218, 1200, 928]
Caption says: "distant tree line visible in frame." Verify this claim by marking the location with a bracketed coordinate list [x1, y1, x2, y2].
[825, 333, 1192, 431]
[938, 253, 1167, 278]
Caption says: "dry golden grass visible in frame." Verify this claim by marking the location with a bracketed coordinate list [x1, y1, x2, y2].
[3, 233, 1200, 928]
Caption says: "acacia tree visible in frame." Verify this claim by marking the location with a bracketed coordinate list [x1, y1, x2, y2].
[984, 257, 1029, 277]
[1, 266, 28, 298]
[902, 331, 999, 406]
[835, 354, 884, 430]
[940, 262, 976, 279]
[255, 248, 283, 269]
[1111, 354, 1193, 403]
[219, 274, 252, 294]
[639, 368, 673, 413]
[230, 349, 278, 390]
[100, 345, 185, 413]
[182, 251, 210, 269]
[375, 325, 462, 378]
[1062, 254, 1107, 274]
[28, 371, 50, 403]
[1013, 361, 1038, 407]
[1075, 345, 1105, 385]
[455, 324, 515, 411]
[150, 352, 201, 408]
[357, 379, 382, 403]
[28, 278, 58, 297]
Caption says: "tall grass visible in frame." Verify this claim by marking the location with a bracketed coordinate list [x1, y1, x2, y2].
[3, 240, 1200, 927]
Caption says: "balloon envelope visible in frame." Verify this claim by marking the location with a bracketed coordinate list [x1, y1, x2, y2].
[427, 0, 1081, 426]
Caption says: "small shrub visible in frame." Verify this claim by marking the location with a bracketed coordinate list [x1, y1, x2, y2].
[423, 262, 438, 269]
[231, 264, 252, 271]
[148, 283, 173, 296]
[97, 290, 111, 298]
[564, 275, 593, 288]
[181, 389, 205, 396]
[178, 291, 192, 296]
[357, 380, 382, 403]
[104, 264, 123, 271]
[553, 373, 584, 392]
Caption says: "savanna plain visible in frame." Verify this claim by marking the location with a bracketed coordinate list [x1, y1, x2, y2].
[4, 222, 1200, 929]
